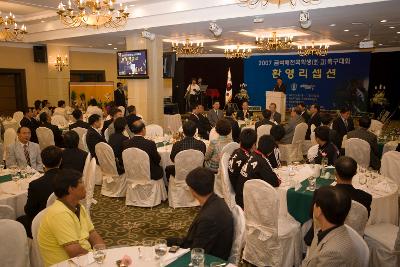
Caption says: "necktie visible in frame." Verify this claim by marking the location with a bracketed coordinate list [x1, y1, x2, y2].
[216, 110, 218, 116]
[24, 144, 31, 166]
[344, 119, 348, 130]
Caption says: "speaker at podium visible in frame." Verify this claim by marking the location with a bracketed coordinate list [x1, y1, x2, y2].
[266, 91, 286, 121]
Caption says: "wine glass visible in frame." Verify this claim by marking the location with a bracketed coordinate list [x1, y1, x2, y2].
[93, 244, 106, 265]
[154, 239, 168, 266]
[307, 176, 316, 191]
[163, 134, 169, 151]
[191, 248, 205, 267]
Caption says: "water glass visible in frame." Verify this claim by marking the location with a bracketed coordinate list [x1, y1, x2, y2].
[191, 248, 205, 267]
[93, 244, 106, 265]
[154, 239, 168, 266]
[142, 240, 154, 261]
[307, 176, 316, 191]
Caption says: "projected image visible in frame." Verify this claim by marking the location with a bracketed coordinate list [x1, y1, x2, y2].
[117, 50, 148, 78]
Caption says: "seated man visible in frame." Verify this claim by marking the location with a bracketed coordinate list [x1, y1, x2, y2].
[102, 107, 123, 136]
[320, 113, 341, 150]
[39, 112, 64, 147]
[188, 104, 211, 140]
[125, 105, 142, 132]
[167, 167, 233, 260]
[281, 106, 304, 144]
[313, 126, 339, 166]
[270, 124, 285, 144]
[236, 135, 281, 208]
[20, 108, 40, 143]
[61, 131, 88, 173]
[298, 102, 310, 123]
[123, 120, 163, 180]
[306, 104, 321, 140]
[108, 117, 129, 174]
[302, 186, 363, 266]
[17, 146, 61, 238]
[38, 169, 105, 267]
[207, 100, 224, 127]
[224, 107, 240, 143]
[269, 103, 281, 124]
[347, 116, 380, 170]
[228, 129, 257, 191]
[69, 109, 89, 130]
[255, 109, 275, 131]
[236, 101, 253, 120]
[6, 126, 43, 171]
[165, 120, 206, 180]
[86, 114, 106, 162]
[53, 100, 68, 119]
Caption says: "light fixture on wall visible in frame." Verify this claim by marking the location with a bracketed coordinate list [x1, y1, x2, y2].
[297, 42, 329, 56]
[171, 39, 204, 55]
[224, 46, 252, 59]
[0, 11, 27, 41]
[56, 0, 129, 28]
[238, 0, 321, 8]
[55, 55, 69, 71]
[255, 32, 293, 51]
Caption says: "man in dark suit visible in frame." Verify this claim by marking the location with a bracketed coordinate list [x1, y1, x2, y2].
[207, 101, 224, 127]
[86, 114, 106, 162]
[165, 121, 206, 179]
[61, 131, 88, 173]
[69, 109, 90, 130]
[347, 116, 380, 170]
[269, 103, 282, 124]
[298, 102, 310, 123]
[188, 104, 211, 140]
[167, 167, 233, 260]
[102, 107, 122, 136]
[306, 104, 322, 140]
[273, 76, 286, 93]
[109, 117, 129, 174]
[332, 107, 355, 148]
[114, 82, 126, 108]
[236, 101, 253, 120]
[125, 105, 142, 132]
[20, 108, 40, 143]
[224, 107, 240, 142]
[16, 146, 61, 238]
[123, 120, 163, 180]
[255, 109, 275, 131]
[320, 113, 341, 150]
[313, 126, 339, 166]
[39, 112, 64, 147]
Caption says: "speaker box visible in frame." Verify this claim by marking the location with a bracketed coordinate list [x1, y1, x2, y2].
[33, 45, 47, 63]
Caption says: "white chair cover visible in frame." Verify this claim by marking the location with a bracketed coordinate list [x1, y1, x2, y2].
[46, 193, 57, 207]
[0, 219, 30, 267]
[364, 223, 400, 267]
[0, 204, 16, 220]
[342, 134, 348, 149]
[164, 114, 182, 134]
[257, 124, 272, 146]
[36, 127, 55, 150]
[221, 152, 237, 210]
[380, 151, 400, 188]
[82, 132, 89, 152]
[82, 158, 97, 214]
[345, 138, 371, 168]
[118, 106, 125, 115]
[307, 144, 319, 163]
[302, 124, 317, 155]
[51, 114, 68, 126]
[214, 142, 240, 198]
[123, 148, 167, 207]
[369, 119, 383, 136]
[221, 142, 240, 156]
[31, 209, 47, 267]
[82, 153, 92, 185]
[229, 205, 246, 265]
[209, 127, 219, 141]
[13, 111, 24, 125]
[72, 127, 88, 151]
[145, 124, 163, 138]
[345, 200, 369, 236]
[104, 127, 111, 142]
[279, 122, 308, 162]
[345, 225, 370, 267]
[95, 143, 127, 197]
[168, 150, 203, 208]
[3, 128, 16, 160]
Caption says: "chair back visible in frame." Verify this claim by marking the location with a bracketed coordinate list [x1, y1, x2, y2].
[310, 124, 317, 145]
[164, 114, 182, 133]
[380, 151, 400, 187]
[3, 128, 16, 159]
[229, 205, 246, 265]
[118, 106, 125, 115]
[292, 122, 308, 144]
[369, 119, 383, 136]
[175, 150, 204, 182]
[0, 219, 30, 267]
[82, 132, 89, 152]
[104, 127, 111, 142]
[31, 209, 47, 267]
[342, 134, 348, 149]
[221, 142, 240, 156]
[209, 127, 219, 141]
[307, 144, 319, 162]
[13, 111, 24, 125]
[82, 153, 92, 185]
[145, 124, 163, 138]
[82, 158, 97, 212]
[0, 205, 16, 220]
[345, 200, 369, 236]
[72, 127, 87, 150]
[345, 225, 370, 267]
[95, 142, 118, 176]
[257, 124, 272, 144]
[46, 193, 57, 207]
[51, 115, 68, 126]
[345, 138, 371, 168]
[36, 127, 55, 150]
[122, 148, 151, 183]
[243, 179, 282, 267]
[221, 152, 236, 209]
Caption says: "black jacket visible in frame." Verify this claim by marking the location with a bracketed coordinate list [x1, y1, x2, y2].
[273, 84, 286, 94]
[332, 116, 355, 147]
[42, 122, 64, 147]
[228, 148, 250, 193]
[170, 136, 206, 162]
[20, 117, 40, 143]
[101, 119, 113, 136]
[181, 194, 233, 261]
[109, 133, 129, 174]
[123, 135, 163, 180]
[314, 142, 339, 166]
[335, 184, 372, 216]
[236, 109, 253, 120]
[188, 113, 211, 140]
[69, 120, 90, 130]
[306, 113, 321, 140]
[114, 89, 126, 107]
[301, 111, 311, 124]
[61, 148, 88, 173]
[86, 127, 106, 161]
[225, 116, 240, 143]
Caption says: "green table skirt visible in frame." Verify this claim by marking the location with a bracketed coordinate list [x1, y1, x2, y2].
[0, 174, 12, 184]
[156, 142, 171, 148]
[166, 251, 227, 267]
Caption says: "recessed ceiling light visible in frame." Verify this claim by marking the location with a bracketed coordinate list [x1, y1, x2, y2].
[397, 32, 400, 34]
[380, 20, 387, 23]
[344, 29, 349, 32]
[209, 49, 213, 52]
[41, 20, 45, 23]
[389, 26, 395, 29]
[378, 43, 383, 46]
[354, 34, 360, 37]
[329, 24, 336, 27]
[114, 47, 118, 50]
[108, 43, 112, 46]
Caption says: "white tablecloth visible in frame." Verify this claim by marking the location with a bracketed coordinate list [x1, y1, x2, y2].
[276, 164, 399, 225]
[0, 171, 42, 217]
[383, 140, 399, 155]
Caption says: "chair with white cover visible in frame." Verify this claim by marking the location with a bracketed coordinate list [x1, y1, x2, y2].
[82, 153, 92, 185]
[145, 124, 163, 138]
[51, 114, 68, 126]
[0, 205, 16, 220]
[279, 122, 308, 163]
[229, 204, 246, 265]
[220, 152, 237, 210]
[242, 179, 301, 267]
[303, 124, 317, 155]
[345, 138, 370, 168]
[257, 124, 272, 145]
[209, 127, 219, 141]
[307, 144, 319, 163]
[118, 106, 125, 116]
[380, 151, 400, 188]
[0, 219, 30, 267]
[82, 132, 89, 152]
[72, 127, 87, 151]
[168, 150, 203, 208]
[46, 193, 57, 207]
[345, 225, 370, 267]
[13, 111, 24, 125]
[36, 127, 55, 150]
[81, 158, 97, 214]
[31, 209, 47, 267]
[364, 223, 400, 267]
[214, 142, 240, 198]
[345, 200, 369, 236]
[95, 143, 127, 198]
[164, 114, 182, 134]
[341, 134, 348, 149]
[123, 148, 167, 207]
[369, 119, 383, 136]
[3, 128, 16, 160]
[104, 127, 111, 142]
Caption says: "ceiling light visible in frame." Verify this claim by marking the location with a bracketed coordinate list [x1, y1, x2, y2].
[224, 45, 252, 59]
[329, 24, 336, 27]
[380, 20, 387, 23]
[297, 42, 329, 57]
[255, 32, 294, 51]
[209, 49, 213, 52]
[0, 12, 27, 41]
[172, 39, 204, 55]
[378, 43, 383, 46]
[108, 43, 112, 46]
[389, 26, 395, 29]
[41, 20, 46, 23]
[354, 34, 360, 37]
[397, 32, 400, 34]
[344, 29, 349, 32]
[238, 0, 322, 8]
[114, 47, 117, 50]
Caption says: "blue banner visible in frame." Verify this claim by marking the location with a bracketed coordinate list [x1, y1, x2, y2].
[244, 52, 371, 111]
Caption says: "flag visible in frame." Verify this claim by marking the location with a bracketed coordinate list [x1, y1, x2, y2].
[227, 67, 232, 87]
[226, 68, 233, 104]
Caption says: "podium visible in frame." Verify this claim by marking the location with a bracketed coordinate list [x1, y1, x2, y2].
[266, 91, 286, 119]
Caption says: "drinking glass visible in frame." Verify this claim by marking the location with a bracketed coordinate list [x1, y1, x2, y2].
[307, 176, 316, 191]
[93, 244, 106, 265]
[154, 239, 168, 266]
[191, 248, 205, 267]
[163, 134, 169, 151]
[142, 240, 154, 261]
[359, 175, 367, 186]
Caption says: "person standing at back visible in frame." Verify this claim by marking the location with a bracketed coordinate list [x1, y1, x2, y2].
[114, 82, 126, 108]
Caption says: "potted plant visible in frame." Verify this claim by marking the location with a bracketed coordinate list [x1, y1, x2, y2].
[70, 90, 77, 108]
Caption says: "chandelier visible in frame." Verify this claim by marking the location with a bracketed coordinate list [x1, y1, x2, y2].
[238, 0, 321, 8]
[55, 55, 69, 72]
[297, 42, 329, 56]
[224, 46, 252, 59]
[57, 0, 129, 28]
[0, 12, 27, 42]
[255, 32, 293, 51]
[172, 39, 204, 55]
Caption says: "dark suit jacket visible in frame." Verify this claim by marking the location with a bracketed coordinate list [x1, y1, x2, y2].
[114, 89, 126, 107]
[397, 143, 400, 152]
[101, 119, 113, 136]
[109, 133, 129, 174]
[301, 111, 311, 123]
[332, 116, 355, 147]
[69, 120, 90, 130]
[42, 122, 64, 147]
[170, 136, 206, 162]
[181, 194, 233, 260]
[123, 135, 163, 180]
[347, 128, 380, 170]
[273, 84, 286, 94]
[125, 114, 142, 131]
[335, 184, 372, 216]
[225, 116, 240, 143]
[188, 113, 211, 140]
[20, 117, 40, 143]
[271, 112, 281, 124]
[306, 112, 321, 139]
[236, 109, 253, 120]
[86, 127, 106, 161]
[255, 119, 275, 131]
[61, 148, 88, 173]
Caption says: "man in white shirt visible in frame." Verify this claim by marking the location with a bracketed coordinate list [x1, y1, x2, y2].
[186, 78, 200, 110]
[6, 126, 43, 171]
[53, 100, 68, 119]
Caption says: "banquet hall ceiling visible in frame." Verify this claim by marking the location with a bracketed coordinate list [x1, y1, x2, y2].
[1, 0, 399, 53]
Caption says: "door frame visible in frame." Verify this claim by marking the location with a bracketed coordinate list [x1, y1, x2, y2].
[0, 68, 28, 112]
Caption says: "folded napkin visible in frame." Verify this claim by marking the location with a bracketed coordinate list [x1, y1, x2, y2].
[374, 181, 392, 193]
[71, 252, 95, 266]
